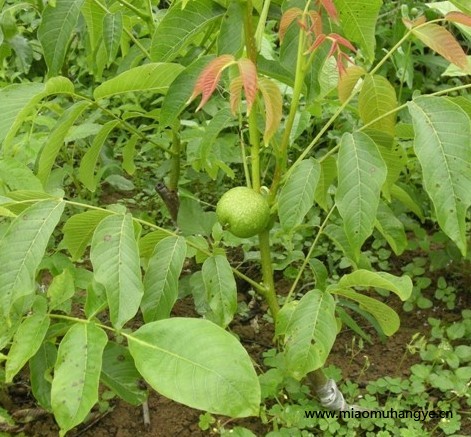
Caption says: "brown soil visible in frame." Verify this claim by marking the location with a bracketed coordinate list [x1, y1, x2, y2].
[2, 267, 470, 437]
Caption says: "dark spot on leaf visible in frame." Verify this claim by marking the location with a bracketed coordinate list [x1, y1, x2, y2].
[104, 234, 112, 242]
[117, 355, 125, 361]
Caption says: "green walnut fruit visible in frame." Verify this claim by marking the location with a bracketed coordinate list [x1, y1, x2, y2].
[216, 187, 270, 238]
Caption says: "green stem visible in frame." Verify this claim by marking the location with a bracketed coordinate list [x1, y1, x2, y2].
[49, 313, 115, 333]
[243, 0, 257, 62]
[249, 109, 261, 191]
[269, 22, 307, 201]
[168, 124, 181, 191]
[239, 115, 252, 188]
[254, 0, 271, 52]
[258, 230, 279, 318]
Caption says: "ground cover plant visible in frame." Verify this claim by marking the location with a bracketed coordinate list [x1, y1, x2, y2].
[0, 0, 470, 435]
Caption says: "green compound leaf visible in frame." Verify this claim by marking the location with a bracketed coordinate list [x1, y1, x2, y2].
[335, 0, 382, 62]
[276, 289, 337, 379]
[90, 214, 144, 329]
[150, 0, 225, 62]
[38, 0, 85, 77]
[408, 97, 471, 255]
[141, 236, 187, 322]
[335, 132, 387, 261]
[5, 296, 49, 383]
[127, 318, 260, 418]
[0, 200, 64, 319]
[279, 159, 320, 231]
[202, 255, 237, 328]
[51, 323, 107, 437]
[93, 63, 184, 100]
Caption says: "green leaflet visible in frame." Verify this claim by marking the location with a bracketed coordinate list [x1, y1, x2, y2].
[81, 0, 106, 53]
[314, 156, 336, 211]
[0, 200, 65, 319]
[202, 255, 237, 328]
[5, 296, 50, 383]
[47, 269, 75, 311]
[101, 341, 148, 406]
[0, 82, 44, 147]
[359, 75, 397, 137]
[78, 120, 120, 192]
[30, 341, 57, 410]
[90, 214, 144, 329]
[127, 318, 260, 417]
[122, 134, 138, 175]
[0, 158, 43, 192]
[0, 77, 75, 152]
[331, 287, 400, 336]
[337, 269, 412, 301]
[150, 0, 225, 62]
[38, 0, 85, 77]
[375, 201, 408, 256]
[62, 209, 113, 261]
[37, 100, 91, 186]
[141, 236, 187, 322]
[51, 322, 108, 436]
[408, 97, 471, 255]
[199, 108, 235, 179]
[278, 158, 320, 231]
[217, 0, 244, 56]
[450, 0, 471, 14]
[335, 132, 387, 261]
[93, 63, 184, 100]
[103, 11, 123, 66]
[276, 289, 337, 380]
[335, 0, 382, 62]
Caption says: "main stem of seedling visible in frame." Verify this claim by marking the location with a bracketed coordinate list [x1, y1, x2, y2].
[243, 0, 328, 391]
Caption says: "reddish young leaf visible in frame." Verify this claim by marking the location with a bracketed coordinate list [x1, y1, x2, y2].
[258, 78, 282, 144]
[308, 10, 323, 36]
[279, 8, 303, 42]
[412, 23, 468, 70]
[445, 11, 471, 27]
[229, 76, 243, 115]
[307, 33, 327, 53]
[237, 58, 258, 114]
[319, 0, 338, 23]
[189, 54, 235, 111]
[329, 33, 356, 52]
